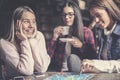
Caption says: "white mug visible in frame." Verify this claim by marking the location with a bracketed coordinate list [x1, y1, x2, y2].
[61, 26, 70, 35]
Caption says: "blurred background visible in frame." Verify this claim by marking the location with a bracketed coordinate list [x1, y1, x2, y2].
[0, 0, 119, 43]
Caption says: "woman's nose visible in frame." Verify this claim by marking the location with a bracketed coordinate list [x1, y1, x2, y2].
[94, 17, 99, 22]
[29, 22, 34, 28]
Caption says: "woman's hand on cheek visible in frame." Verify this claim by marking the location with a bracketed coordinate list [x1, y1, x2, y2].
[16, 20, 27, 41]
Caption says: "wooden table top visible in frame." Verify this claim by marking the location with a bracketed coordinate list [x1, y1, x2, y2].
[91, 73, 120, 80]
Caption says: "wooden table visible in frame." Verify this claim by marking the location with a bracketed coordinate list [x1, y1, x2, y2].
[34, 72, 120, 80]
[91, 73, 120, 80]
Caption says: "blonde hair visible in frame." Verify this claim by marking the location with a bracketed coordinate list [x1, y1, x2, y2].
[5, 6, 35, 43]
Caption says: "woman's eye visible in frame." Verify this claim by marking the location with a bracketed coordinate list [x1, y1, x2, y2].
[33, 20, 36, 24]
[95, 13, 101, 18]
[23, 20, 29, 23]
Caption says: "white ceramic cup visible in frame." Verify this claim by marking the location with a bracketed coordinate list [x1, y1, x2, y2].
[61, 26, 70, 35]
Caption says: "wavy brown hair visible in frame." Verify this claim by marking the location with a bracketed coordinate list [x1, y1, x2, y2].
[89, 0, 120, 21]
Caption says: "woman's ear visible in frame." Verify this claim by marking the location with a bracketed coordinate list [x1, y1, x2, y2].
[16, 27, 20, 32]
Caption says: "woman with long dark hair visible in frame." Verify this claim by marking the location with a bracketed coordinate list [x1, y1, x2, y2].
[47, 0, 97, 72]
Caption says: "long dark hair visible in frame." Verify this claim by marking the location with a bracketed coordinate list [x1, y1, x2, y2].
[61, 0, 84, 42]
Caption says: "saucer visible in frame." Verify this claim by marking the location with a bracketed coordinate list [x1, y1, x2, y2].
[59, 38, 73, 42]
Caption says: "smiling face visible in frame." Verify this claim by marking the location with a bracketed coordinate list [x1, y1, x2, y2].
[20, 11, 37, 38]
[90, 7, 111, 29]
[61, 6, 75, 26]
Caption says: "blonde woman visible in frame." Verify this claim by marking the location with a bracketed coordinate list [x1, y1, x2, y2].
[0, 6, 50, 79]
